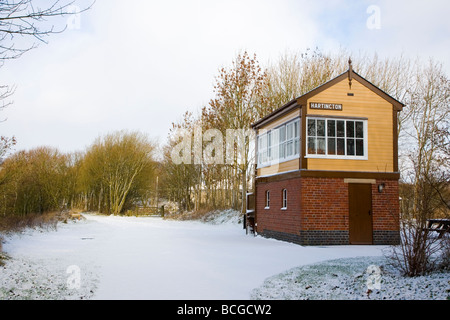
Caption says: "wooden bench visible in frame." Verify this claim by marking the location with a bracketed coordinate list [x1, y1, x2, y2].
[425, 219, 450, 239]
[67, 211, 82, 220]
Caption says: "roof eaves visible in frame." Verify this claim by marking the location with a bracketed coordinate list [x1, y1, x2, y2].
[251, 98, 298, 129]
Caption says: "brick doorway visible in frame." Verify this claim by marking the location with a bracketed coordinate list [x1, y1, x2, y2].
[348, 183, 373, 244]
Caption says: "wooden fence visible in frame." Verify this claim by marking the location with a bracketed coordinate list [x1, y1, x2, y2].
[132, 205, 165, 217]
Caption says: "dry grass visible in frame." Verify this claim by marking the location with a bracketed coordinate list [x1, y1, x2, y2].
[0, 209, 86, 235]
[0, 212, 59, 234]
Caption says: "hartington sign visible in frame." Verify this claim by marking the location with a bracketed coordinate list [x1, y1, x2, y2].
[310, 102, 343, 111]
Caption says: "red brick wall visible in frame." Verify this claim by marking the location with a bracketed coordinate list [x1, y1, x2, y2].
[255, 175, 400, 245]
[300, 177, 349, 231]
[372, 180, 400, 232]
[255, 178, 302, 235]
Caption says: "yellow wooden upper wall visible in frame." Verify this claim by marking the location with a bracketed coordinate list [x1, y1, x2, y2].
[256, 77, 397, 176]
[306, 78, 394, 172]
[258, 159, 299, 177]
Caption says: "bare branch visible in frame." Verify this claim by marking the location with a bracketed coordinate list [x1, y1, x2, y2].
[0, 0, 95, 60]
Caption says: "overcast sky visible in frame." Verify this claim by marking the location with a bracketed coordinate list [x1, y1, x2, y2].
[1, 0, 449, 155]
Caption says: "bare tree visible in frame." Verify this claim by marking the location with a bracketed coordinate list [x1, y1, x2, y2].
[0, 83, 15, 158]
[80, 131, 157, 215]
[205, 51, 267, 213]
[161, 111, 202, 212]
[0, 0, 94, 61]
[387, 59, 450, 276]
[0, 0, 94, 157]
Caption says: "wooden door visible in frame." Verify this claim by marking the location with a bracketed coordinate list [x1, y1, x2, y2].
[348, 183, 373, 244]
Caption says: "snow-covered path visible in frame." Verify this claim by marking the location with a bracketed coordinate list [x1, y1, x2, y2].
[2, 214, 386, 300]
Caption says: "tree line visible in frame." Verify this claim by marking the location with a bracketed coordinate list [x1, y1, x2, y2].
[0, 131, 157, 217]
[0, 1, 447, 226]
[1, 48, 448, 228]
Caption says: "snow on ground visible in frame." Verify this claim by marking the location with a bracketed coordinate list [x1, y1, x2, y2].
[251, 256, 450, 300]
[199, 209, 243, 225]
[1, 212, 448, 300]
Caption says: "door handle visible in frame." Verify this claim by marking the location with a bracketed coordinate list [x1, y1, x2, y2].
[368, 210, 372, 216]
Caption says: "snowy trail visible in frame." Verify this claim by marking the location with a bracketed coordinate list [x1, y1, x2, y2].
[2, 214, 386, 300]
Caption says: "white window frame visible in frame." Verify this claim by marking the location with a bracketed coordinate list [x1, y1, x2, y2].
[258, 134, 268, 165]
[281, 189, 287, 210]
[257, 118, 300, 168]
[305, 117, 368, 160]
[265, 190, 270, 209]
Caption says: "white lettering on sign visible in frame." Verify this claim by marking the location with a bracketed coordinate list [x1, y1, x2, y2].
[310, 103, 343, 111]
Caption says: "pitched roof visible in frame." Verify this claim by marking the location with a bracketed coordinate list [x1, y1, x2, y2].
[252, 68, 405, 129]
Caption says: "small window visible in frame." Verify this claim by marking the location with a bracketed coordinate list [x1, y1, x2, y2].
[265, 191, 270, 209]
[282, 189, 287, 209]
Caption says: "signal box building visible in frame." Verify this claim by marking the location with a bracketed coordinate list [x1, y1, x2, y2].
[250, 63, 403, 245]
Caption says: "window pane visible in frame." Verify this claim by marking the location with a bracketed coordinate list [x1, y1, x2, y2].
[258, 135, 267, 164]
[328, 120, 336, 137]
[317, 120, 325, 137]
[279, 142, 285, 159]
[273, 129, 279, 145]
[337, 138, 345, 155]
[260, 134, 267, 149]
[308, 137, 316, 154]
[356, 121, 364, 138]
[294, 138, 300, 155]
[294, 121, 299, 139]
[337, 121, 345, 137]
[272, 130, 279, 162]
[257, 137, 261, 156]
[317, 138, 326, 155]
[328, 137, 336, 155]
[347, 138, 355, 156]
[356, 139, 364, 156]
[286, 141, 293, 157]
[287, 123, 294, 139]
[279, 125, 286, 142]
[308, 119, 316, 137]
[267, 132, 272, 160]
[347, 121, 355, 138]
